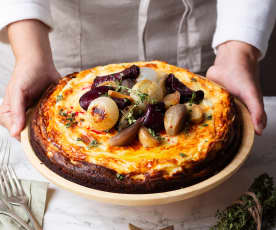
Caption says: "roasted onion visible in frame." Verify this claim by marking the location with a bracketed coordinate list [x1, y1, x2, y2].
[131, 80, 163, 110]
[187, 104, 204, 124]
[108, 118, 143, 146]
[88, 97, 119, 131]
[137, 67, 159, 83]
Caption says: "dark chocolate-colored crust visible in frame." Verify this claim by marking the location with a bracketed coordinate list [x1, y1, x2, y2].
[29, 74, 242, 194]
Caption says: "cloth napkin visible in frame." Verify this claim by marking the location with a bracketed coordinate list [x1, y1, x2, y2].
[0, 97, 49, 229]
[0, 179, 49, 230]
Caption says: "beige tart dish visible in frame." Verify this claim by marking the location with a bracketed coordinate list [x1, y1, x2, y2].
[25, 61, 253, 197]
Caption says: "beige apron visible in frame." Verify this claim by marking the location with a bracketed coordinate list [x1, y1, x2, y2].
[0, 0, 216, 96]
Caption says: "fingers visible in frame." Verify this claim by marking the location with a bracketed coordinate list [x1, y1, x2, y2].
[0, 90, 26, 141]
[206, 65, 267, 135]
[206, 66, 225, 88]
[10, 90, 26, 139]
[240, 89, 267, 135]
[0, 103, 13, 131]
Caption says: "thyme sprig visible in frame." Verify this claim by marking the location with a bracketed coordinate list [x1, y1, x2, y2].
[107, 81, 149, 126]
[126, 108, 137, 125]
[116, 84, 149, 103]
[189, 92, 197, 106]
[211, 173, 276, 230]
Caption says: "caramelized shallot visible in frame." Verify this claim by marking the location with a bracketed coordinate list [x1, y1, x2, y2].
[88, 97, 119, 131]
[164, 104, 187, 136]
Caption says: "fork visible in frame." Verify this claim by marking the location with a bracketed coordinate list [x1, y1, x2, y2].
[0, 197, 32, 230]
[0, 137, 42, 230]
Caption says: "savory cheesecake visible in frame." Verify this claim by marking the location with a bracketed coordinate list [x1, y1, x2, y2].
[30, 61, 241, 193]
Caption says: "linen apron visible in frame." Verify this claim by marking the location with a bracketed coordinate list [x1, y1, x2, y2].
[0, 0, 216, 97]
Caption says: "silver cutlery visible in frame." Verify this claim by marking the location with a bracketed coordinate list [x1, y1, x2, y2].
[0, 137, 42, 230]
[0, 197, 32, 230]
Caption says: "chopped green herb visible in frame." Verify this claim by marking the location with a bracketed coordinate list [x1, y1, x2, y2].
[115, 84, 149, 103]
[148, 128, 156, 137]
[147, 128, 164, 142]
[87, 140, 98, 148]
[137, 92, 148, 103]
[59, 109, 71, 117]
[59, 109, 67, 116]
[76, 137, 82, 141]
[64, 112, 78, 128]
[191, 77, 197, 82]
[202, 123, 208, 127]
[189, 92, 197, 105]
[179, 153, 187, 157]
[126, 109, 137, 125]
[65, 122, 72, 128]
[116, 173, 124, 181]
[66, 117, 74, 122]
[56, 95, 63, 102]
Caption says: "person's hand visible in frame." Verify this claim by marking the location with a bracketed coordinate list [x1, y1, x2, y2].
[207, 41, 266, 135]
[0, 61, 60, 140]
[0, 20, 60, 140]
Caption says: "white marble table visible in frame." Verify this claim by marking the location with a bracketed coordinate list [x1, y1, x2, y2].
[1, 97, 276, 230]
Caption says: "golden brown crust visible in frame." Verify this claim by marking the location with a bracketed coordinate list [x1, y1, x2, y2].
[29, 61, 242, 193]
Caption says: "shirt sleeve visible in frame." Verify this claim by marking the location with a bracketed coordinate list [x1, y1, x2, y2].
[212, 0, 276, 59]
[0, 0, 53, 43]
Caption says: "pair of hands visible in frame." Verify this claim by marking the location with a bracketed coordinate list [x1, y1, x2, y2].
[0, 21, 267, 140]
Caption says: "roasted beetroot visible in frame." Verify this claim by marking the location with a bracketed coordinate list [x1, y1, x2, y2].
[79, 86, 113, 110]
[92, 65, 140, 88]
[165, 74, 204, 104]
[143, 102, 166, 132]
[79, 85, 132, 111]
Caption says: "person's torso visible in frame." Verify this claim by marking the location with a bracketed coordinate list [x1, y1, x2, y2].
[49, 0, 217, 75]
[0, 0, 217, 96]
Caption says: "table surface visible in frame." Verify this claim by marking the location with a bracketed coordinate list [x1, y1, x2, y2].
[1, 97, 276, 230]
